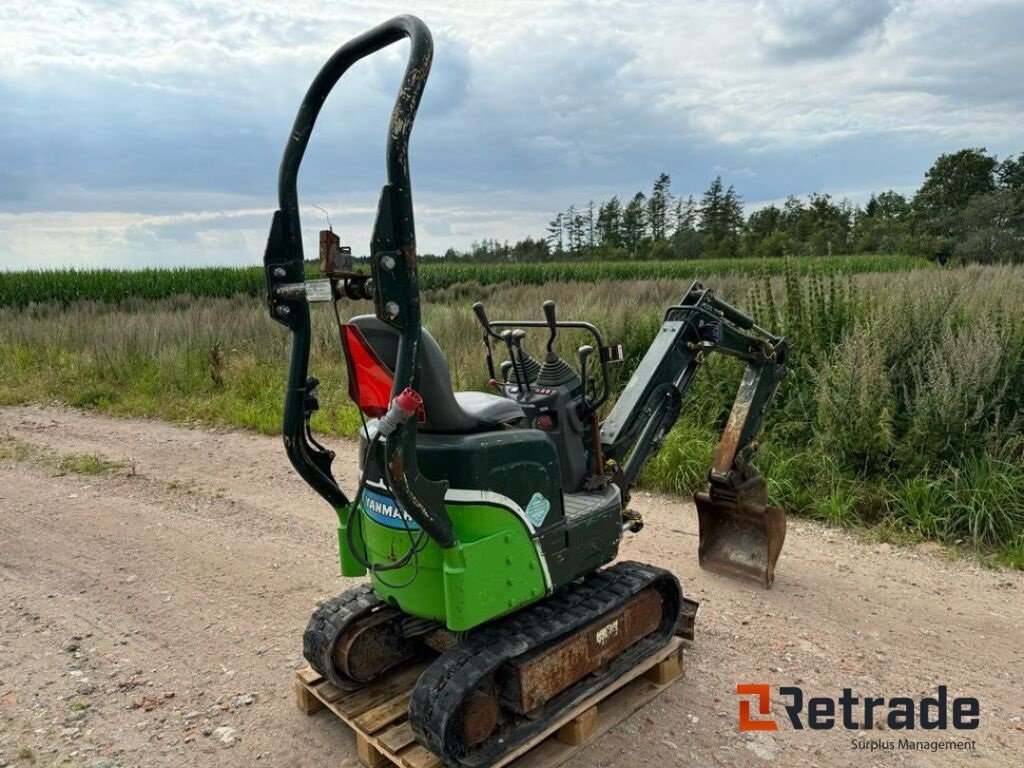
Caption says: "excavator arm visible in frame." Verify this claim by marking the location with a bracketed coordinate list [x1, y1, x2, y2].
[600, 282, 788, 587]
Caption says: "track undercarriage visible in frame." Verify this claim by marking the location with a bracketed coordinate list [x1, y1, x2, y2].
[305, 562, 686, 768]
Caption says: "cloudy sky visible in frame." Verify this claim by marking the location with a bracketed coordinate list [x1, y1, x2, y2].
[0, 0, 1021, 269]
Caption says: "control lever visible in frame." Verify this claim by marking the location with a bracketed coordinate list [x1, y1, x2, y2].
[499, 360, 514, 382]
[473, 301, 502, 380]
[510, 329, 531, 394]
[542, 300, 557, 355]
[500, 330, 527, 395]
[577, 344, 604, 476]
[578, 345, 594, 407]
[473, 301, 499, 336]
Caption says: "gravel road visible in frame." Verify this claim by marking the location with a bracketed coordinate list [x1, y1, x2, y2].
[0, 405, 1021, 768]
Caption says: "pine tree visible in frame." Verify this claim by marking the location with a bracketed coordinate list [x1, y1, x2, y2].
[572, 212, 586, 253]
[545, 213, 564, 254]
[597, 197, 623, 247]
[699, 176, 725, 240]
[673, 195, 698, 234]
[565, 206, 575, 253]
[622, 192, 647, 256]
[586, 200, 596, 250]
[723, 185, 744, 235]
[648, 173, 672, 241]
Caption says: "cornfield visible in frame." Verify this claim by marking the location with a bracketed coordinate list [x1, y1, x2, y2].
[0, 254, 930, 308]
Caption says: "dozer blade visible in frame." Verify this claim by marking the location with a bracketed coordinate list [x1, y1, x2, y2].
[695, 491, 786, 588]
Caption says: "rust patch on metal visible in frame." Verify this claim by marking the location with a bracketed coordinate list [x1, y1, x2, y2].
[458, 690, 500, 746]
[677, 597, 700, 641]
[335, 608, 418, 683]
[695, 491, 787, 589]
[712, 375, 754, 477]
[501, 588, 663, 714]
[387, 453, 406, 487]
[386, 452, 433, 527]
[401, 245, 418, 274]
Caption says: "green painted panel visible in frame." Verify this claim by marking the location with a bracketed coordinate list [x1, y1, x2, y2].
[442, 528, 546, 631]
[338, 498, 547, 630]
[335, 504, 367, 577]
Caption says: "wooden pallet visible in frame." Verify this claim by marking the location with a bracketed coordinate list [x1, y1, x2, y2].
[295, 636, 684, 768]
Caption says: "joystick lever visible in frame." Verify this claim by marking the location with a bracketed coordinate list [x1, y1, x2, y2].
[473, 301, 502, 380]
[542, 300, 557, 355]
[578, 345, 594, 408]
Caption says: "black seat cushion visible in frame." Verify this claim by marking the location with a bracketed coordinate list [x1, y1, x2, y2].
[349, 315, 524, 434]
[453, 392, 525, 428]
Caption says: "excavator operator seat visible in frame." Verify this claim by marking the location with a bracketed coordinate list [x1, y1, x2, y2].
[348, 315, 524, 434]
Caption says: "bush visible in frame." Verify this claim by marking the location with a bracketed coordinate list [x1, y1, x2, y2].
[755, 231, 792, 259]
[816, 325, 895, 473]
[902, 320, 1011, 469]
[945, 454, 1024, 547]
[886, 473, 950, 541]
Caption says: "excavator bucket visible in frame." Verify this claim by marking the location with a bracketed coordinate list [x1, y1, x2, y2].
[695, 491, 786, 588]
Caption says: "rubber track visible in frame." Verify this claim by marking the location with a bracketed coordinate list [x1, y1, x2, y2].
[303, 583, 385, 690]
[408, 560, 682, 768]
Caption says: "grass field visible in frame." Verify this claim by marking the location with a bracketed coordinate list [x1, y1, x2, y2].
[1, 259, 1022, 566]
[0, 253, 929, 307]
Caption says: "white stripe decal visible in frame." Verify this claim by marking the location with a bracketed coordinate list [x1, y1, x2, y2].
[442, 489, 536, 533]
[532, 540, 554, 592]
[361, 481, 552, 591]
[445, 489, 553, 591]
[365, 481, 535, 530]
[366, 482, 536, 533]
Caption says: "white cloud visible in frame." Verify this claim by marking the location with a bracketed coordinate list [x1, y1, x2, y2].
[0, 0, 1021, 268]
[754, 0, 895, 61]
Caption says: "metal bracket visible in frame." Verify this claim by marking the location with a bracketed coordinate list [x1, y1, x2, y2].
[599, 344, 624, 363]
[274, 279, 335, 303]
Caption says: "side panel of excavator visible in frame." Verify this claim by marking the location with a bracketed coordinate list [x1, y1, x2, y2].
[341, 493, 549, 631]
[340, 423, 625, 631]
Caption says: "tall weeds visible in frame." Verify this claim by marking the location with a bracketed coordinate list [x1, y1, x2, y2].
[1, 262, 1022, 563]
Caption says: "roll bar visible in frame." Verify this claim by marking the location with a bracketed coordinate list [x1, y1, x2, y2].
[277, 15, 432, 260]
[263, 16, 453, 547]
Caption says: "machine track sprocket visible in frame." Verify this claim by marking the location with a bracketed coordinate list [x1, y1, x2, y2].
[408, 560, 682, 768]
[303, 584, 394, 690]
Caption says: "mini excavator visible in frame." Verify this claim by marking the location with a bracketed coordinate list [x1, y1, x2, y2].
[263, 16, 788, 767]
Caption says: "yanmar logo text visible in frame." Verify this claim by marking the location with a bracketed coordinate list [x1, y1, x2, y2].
[736, 684, 980, 732]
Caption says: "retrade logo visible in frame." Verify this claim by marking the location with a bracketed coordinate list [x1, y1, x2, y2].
[736, 684, 778, 731]
[735, 684, 979, 732]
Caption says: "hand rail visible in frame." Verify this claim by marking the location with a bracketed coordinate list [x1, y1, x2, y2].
[264, 16, 434, 516]
[278, 14, 432, 263]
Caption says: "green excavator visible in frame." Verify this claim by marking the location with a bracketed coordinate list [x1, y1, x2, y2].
[263, 15, 788, 767]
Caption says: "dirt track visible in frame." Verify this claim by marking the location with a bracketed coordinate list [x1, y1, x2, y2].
[0, 404, 1021, 768]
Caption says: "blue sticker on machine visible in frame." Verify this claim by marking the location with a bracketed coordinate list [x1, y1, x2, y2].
[360, 488, 421, 530]
[525, 492, 550, 527]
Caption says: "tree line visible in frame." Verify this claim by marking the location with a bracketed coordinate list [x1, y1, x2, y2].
[441, 148, 1023, 264]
